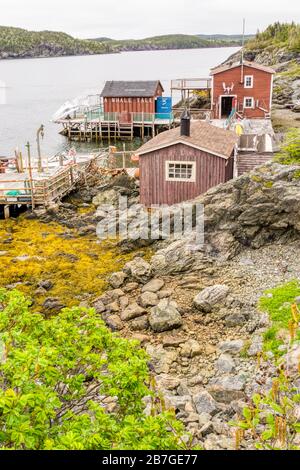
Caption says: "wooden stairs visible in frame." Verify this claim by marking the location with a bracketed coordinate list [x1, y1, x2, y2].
[237, 153, 273, 176]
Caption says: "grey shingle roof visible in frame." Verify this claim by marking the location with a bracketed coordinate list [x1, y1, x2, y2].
[101, 81, 164, 98]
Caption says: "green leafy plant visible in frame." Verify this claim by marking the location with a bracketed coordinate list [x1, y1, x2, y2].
[0, 289, 187, 450]
[259, 281, 300, 355]
[231, 370, 300, 450]
[232, 301, 300, 450]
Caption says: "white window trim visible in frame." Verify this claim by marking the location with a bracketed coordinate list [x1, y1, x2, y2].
[244, 75, 254, 89]
[244, 97, 255, 109]
[165, 160, 196, 183]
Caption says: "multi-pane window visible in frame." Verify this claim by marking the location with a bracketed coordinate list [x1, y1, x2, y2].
[166, 161, 196, 182]
[244, 97, 254, 108]
[244, 75, 253, 88]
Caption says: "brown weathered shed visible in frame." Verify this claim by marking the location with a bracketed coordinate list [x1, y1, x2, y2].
[137, 119, 238, 206]
[101, 80, 164, 116]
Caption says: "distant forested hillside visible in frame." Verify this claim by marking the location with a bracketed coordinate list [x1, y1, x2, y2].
[0, 27, 249, 61]
[0, 26, 112, 59]
[92, 33, 249, 51]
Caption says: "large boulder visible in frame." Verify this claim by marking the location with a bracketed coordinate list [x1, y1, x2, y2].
[151, 240, 196, 275]
[194, 285, 230, 313]
[92, 188, 119, 207]
[123, 257, 152, 283]
[149, 299, 183, 333]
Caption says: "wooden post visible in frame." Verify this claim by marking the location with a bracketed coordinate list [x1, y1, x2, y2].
[122, 143, 126, 169]
[37, 124, 44, 173]
[25, 142, 35, 210]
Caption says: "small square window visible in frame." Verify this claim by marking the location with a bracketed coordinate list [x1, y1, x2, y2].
[244, 97, 254, 109]
[244, 75, 253, 88]
[166, 161, 196, 182]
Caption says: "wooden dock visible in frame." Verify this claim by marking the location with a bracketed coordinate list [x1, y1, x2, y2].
[0, 152, 108, 214]
[55, 110, 174, 143]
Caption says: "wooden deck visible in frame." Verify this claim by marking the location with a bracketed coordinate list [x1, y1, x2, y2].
[0, 152, 107, 210]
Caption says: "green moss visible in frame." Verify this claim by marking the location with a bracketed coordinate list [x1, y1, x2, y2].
[292, 170, 300, 180]
[278, 62, 300, 79]
[263, 181, 274, 189]
[251, 175, 264, 183]
[259, 280, 300, 355]
[0, 215, 144, 312]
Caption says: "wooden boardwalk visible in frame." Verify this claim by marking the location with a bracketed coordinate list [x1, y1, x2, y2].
[0, 152, 107, 211]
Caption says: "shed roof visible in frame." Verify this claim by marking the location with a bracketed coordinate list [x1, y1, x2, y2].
[137, 121, 238, 160]
[210, 60, 275, 75]
[101, 80, 164, 98]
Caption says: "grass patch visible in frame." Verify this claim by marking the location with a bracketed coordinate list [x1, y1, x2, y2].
[259, 280, 300, 355]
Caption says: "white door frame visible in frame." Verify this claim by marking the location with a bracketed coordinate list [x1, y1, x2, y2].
[219, 95, 237, 119]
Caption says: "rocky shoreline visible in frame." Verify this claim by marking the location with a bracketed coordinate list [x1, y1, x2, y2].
[23, 161, 300, 449]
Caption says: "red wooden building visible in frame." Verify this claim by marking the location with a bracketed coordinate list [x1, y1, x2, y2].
[210, 61, 275, 120]
[101, 80, 164, 115]
[137, 115, 238, 206]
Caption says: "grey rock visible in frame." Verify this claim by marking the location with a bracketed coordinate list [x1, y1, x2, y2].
[165, 395, 192, 411]
[120, 302, 146, 321]
[109, 271, 127, 289]
[149, 299, 183, 333]
[92, 189, 119, 207]
[141, 278, 165, 293]
[123, 282, 139, 292]
[158, 289, 174, 299]
[216, 354, 235, 374]
[180, 339, 202, 358]
[130, 316, 149, 331]
[106, 301, 120, 313]
[105, 315, 124, 331]
[138, 291, 159, 308]
[284, 343, 300, 376]
[198, 412, 213, 428]
[199, 421, 214, 437]
[209, 374, 247, 404]
[38, 280, 53, 291]
[43, 297, 65, 312]
[123, 257, 152, 283]
[225, 311, 248, 327]
[93, 299, 106, 314]
[146, 344, 178, 374]
[151, 240, 195, 275]
[119, 296, 130, 310]
[194, 285, 230, 313]
[204, 434, 235, 450]
[193, 391, 219, 416]
[248, 335, 263, 356]
[156, 375, 180, 391]
[219, 339, 244, 355]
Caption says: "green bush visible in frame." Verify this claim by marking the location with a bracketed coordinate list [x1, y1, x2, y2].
[274, 129, 300, 165]
[0, 289, 187, 450]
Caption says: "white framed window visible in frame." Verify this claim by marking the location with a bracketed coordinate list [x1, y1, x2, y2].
[166, 161, 196, 182]
[244, 75, 254, 88]
[244, 97, 254, 109]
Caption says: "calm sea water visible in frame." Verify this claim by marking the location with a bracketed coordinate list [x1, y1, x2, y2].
[0, 47, 239, 156]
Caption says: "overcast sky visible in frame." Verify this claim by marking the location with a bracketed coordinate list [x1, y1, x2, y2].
[1, 0, 299, 39]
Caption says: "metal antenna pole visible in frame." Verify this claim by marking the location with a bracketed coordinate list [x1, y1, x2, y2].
[241, 18, 246, 83]
[37, 124, 45, 173]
